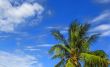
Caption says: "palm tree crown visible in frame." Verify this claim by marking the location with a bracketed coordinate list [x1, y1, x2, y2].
[49, 20, 109, 67]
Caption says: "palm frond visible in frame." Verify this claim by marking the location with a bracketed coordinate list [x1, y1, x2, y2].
[51, 30, 68, 45]
[68, 20, 80, 48]
[52, 51, 65, 59]
[80, 53, 109, 67]
[89, 50, 108, 58]
[55, 59, 65, 67]
[81, 34, 100, 52]
[87, 34, 99, 44]
[49, 44, 71, 54]
[66, 58, 76, 67]
[79, 23, 90, 38]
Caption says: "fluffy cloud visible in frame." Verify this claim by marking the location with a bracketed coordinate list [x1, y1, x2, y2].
[0, 51, 43, 67]
[0, 0, 44, 32]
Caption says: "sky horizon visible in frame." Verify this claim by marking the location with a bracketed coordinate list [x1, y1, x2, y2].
[0, 0, 110, 67]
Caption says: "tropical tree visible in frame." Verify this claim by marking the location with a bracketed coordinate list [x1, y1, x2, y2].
[49, 20, 109, 67]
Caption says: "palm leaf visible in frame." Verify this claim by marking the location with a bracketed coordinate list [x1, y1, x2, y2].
[87, 34, 99, 44]
[80, 53, 108, 67]
[55, 59, 65, 67]
[66, 58, 76, 67]
[51, 30, 68, 45]
[89, 50, 108, 58]
[49, 44, 71, 54]
[79, 23, 90, 38]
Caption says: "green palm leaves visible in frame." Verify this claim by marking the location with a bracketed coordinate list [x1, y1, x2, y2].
[49, 20, 109, 67]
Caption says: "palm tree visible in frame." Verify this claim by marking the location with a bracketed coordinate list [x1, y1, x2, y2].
[49, 20, 109, 67]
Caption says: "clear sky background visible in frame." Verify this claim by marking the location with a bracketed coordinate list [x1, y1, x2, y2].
[0, 0, 110, 67]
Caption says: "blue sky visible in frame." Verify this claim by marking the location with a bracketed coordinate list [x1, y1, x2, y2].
[0, 0, 110, 67]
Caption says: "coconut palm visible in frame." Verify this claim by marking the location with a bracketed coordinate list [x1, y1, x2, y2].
[49, 20, 109, 67]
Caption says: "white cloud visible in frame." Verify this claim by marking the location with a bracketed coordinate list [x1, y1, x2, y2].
[24, 46, 41, 51]
[46, 26, 68, 34]
[0, 0, 44, 32]
[101, 30, 110, 36]
[0, 35, 10, 38]
[91, 11, 110, 23]
[89, 24, 110, 37]
[90, 10, 110, 37]
[46, 26, 61, 30]
[90, 24, 110, 32]
[37, 44, 53, 47]
[23, 44, 53, 52]
[0, 51, 43, 67]
[60, 30, 67, 34]
[24, 44, 53, 51]
[25, 48, 41, 51]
